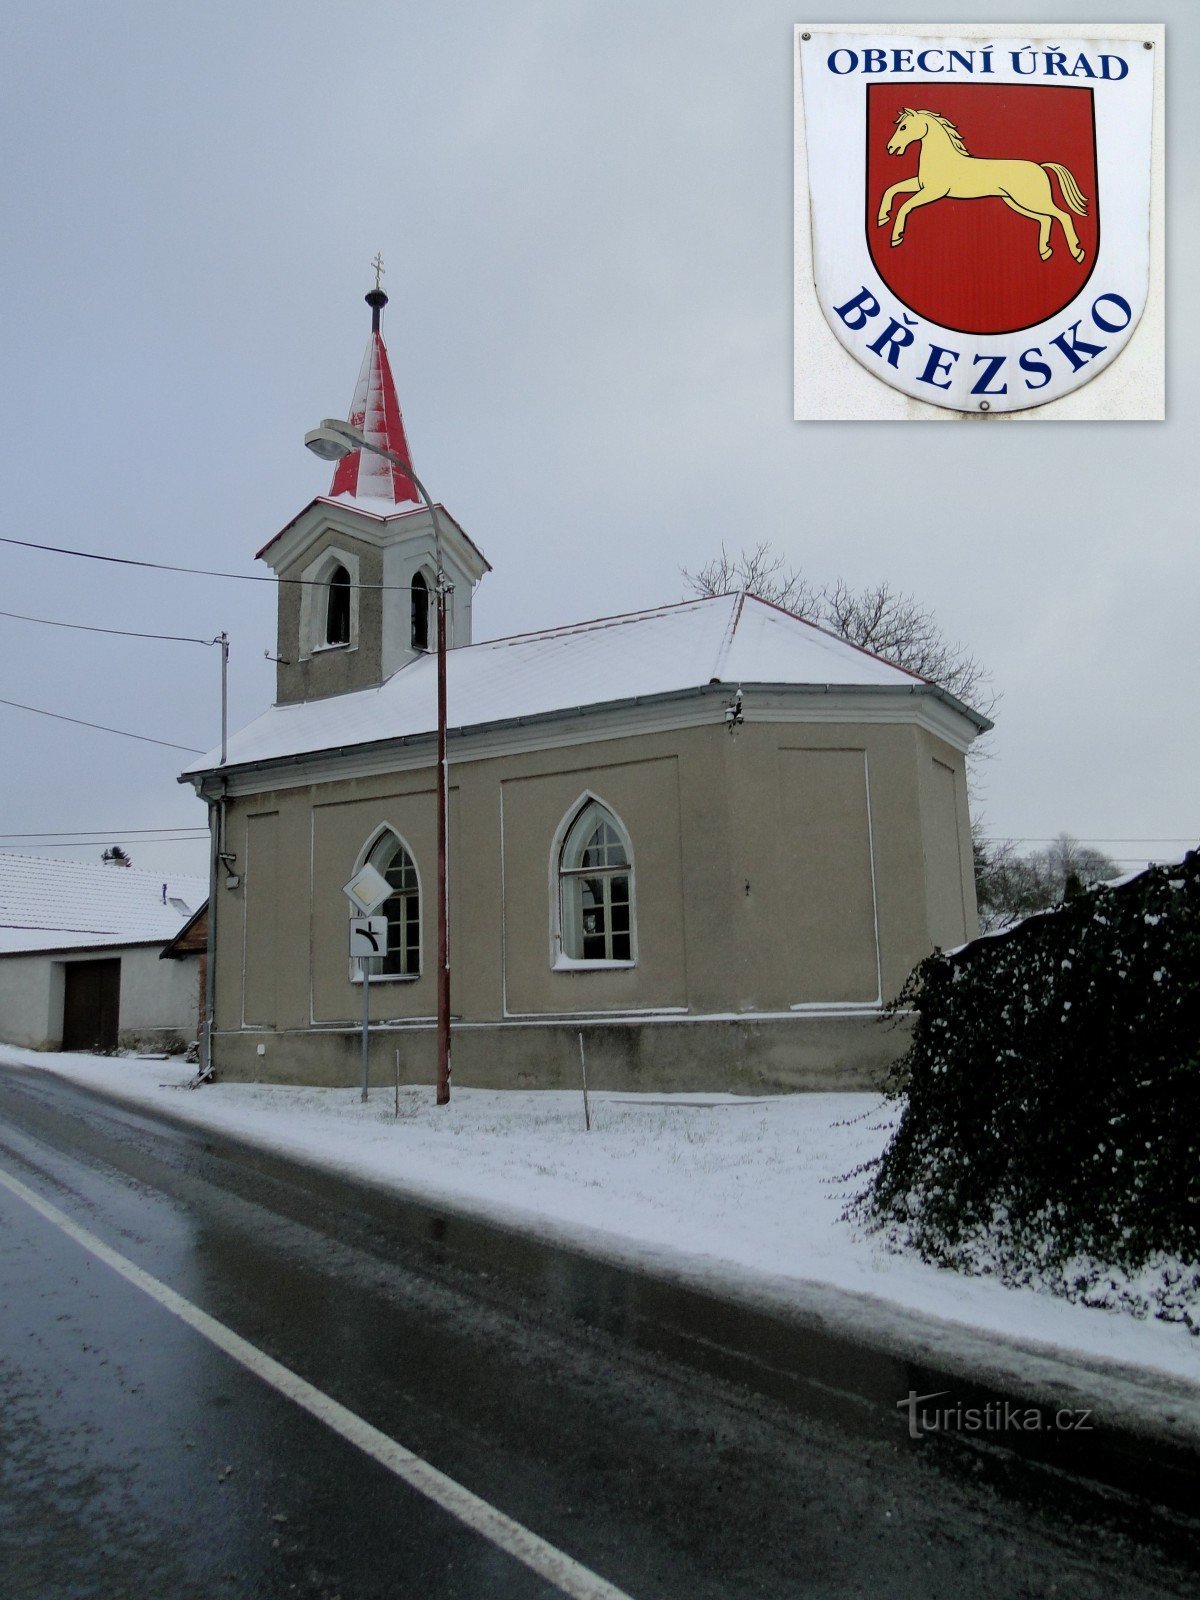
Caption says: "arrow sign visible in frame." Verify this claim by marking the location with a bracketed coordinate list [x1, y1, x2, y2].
[349, 916, 389, 959]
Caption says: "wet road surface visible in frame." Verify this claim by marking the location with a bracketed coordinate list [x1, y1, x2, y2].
[0, 1066, 1196, 1599]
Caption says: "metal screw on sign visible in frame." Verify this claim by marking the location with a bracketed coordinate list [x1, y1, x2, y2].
[802, 32, 811, 40]
[979, 401, 991, 412]
[1144, 41, 1153, 48]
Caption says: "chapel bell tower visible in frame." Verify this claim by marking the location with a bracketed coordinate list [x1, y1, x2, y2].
[257, 277, 490, 707]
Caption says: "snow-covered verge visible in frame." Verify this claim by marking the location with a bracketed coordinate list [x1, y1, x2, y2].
[863, 1203, 1200, 1340]
[2, 1044, 1199, 1394]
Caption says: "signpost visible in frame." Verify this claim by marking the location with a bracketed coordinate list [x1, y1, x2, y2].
[343, 867, 392, 1102]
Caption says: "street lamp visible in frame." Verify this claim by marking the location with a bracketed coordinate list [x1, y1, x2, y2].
[305, 418, 452, 1106]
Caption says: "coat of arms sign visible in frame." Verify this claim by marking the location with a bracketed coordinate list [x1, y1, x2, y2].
[797, 31, 1156, 414]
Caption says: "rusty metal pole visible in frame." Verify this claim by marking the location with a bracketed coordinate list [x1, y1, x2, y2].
[308, 423, 453, 1104]
[435, 570, 451, 1104]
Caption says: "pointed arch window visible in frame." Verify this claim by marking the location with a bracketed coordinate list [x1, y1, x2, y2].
[360, 831, 421, 978]
[411, 570, 430, 652]
[558, 801, 635, 964]
[299, 547, 359, 659]
[326, 564, 351, 646]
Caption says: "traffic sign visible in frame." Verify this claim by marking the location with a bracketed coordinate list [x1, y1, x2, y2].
[349, 916, 389, 960]
[343, 863, 391, 915]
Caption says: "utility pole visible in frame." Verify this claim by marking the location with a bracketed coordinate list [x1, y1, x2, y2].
[307, 418, 454, 1103]
[215, 631, 229, 766]
[435, 565, 451, 1104]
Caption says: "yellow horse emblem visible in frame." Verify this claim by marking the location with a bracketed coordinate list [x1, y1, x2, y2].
[878, 108, 1089, 264]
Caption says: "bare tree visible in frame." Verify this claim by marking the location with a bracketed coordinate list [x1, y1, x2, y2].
[1042, 832, 1121, 898]
[683, 543, 993, 715]
[821, 578, 991, 713]
[973, 825, 1119, 930]
[683, 543, 818, 619]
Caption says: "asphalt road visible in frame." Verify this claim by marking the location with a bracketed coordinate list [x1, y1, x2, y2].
[0, 1065, 1195, 1600]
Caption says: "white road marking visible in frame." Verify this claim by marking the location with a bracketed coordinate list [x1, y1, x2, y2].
[0, 1162, 637, 1600]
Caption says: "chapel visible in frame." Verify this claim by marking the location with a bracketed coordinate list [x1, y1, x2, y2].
[183, 283, 989, 1091]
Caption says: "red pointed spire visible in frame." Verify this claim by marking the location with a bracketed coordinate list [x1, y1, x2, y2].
[329, 277, 421, 506]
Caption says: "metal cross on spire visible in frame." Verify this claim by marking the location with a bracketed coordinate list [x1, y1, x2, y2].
[371, 252, 385, 291]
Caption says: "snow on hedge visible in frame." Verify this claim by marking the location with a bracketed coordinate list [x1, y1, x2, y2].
[861, 850, 1200, 1334]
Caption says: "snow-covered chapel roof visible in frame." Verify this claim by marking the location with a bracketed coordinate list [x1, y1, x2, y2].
[184, 593, 990, 778]
[0, 855, 208, 956]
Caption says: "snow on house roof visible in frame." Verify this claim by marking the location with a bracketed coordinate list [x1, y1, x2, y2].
[184, 592, 987, 779]
[0, 855, 209, 956]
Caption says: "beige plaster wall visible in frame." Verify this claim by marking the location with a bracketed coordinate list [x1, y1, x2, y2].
[274, 530, 384, 704]
[211, 711, 972, 1086]
[500, 753, 687, 1016]
[697, 719, 936, 1009]
[209, 1012, 911, 1093]
[917, 728, 980, 951]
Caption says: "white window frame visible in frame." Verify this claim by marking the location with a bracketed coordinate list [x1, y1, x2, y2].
[298, 545, 361, 661]
[550, 795, 637, 971]
[323, 562, 352, 648]
[410, 565, 436, 653]
[349, 824, 422, 984]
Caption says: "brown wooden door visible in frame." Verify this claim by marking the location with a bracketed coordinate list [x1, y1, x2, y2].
[62, 958, 121, 1052]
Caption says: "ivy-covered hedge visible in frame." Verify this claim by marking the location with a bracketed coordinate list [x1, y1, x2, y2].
[863, 850, 1200, 1333]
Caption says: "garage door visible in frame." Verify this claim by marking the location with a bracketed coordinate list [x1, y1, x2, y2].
[62, 958, 121, 1052]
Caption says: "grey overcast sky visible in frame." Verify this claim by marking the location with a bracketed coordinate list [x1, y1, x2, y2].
[0, 0, 1195, 881]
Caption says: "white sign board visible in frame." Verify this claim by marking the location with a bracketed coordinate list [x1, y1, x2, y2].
[342, 863, 391, 916]
[795, 23, 1162, 419]
[349, 916, 389, 960]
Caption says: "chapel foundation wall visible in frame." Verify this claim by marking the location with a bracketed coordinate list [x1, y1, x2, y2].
[209, 1012, 910, 1094]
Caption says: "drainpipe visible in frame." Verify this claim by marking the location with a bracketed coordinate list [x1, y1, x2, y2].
[200, 781, 227, 1075]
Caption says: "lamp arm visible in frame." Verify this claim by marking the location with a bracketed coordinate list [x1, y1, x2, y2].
[353, 440, 448, 584]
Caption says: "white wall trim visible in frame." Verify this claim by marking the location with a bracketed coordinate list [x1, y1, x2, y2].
[264, 501, 487, 585]
[296, 545, 361, 662]
[209, 686, 978, 799]
[214, 1005, 896, 1037]
[499, 783, 510, 1018]
[863, 748, 884, 1006]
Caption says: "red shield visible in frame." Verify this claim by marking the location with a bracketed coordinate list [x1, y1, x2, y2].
[865, 84, 1099, 336]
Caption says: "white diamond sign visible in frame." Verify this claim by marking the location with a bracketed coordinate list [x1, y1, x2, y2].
[342, 863, 391, 916]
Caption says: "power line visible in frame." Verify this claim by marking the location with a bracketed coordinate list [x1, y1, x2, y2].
[980, 837, 1195, 845]
[0, 608, 215, 646]
[0, 836, 208, 848]
[0, 697, 204, 754]
[0, 826, 208, 838]
[0, 533, 426, 591]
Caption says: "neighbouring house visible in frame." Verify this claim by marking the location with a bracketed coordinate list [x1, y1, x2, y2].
[160, 900, 210, 1049]
[180, 282, 990, 1092]
[0, 855, 208, 1053]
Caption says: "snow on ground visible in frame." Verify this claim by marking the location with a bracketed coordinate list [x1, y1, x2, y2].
[3, 1043, 1198, 1391]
